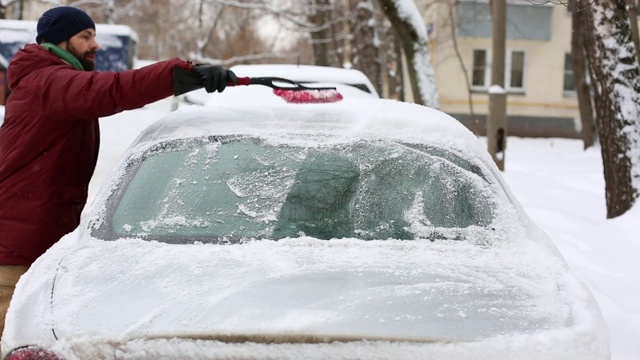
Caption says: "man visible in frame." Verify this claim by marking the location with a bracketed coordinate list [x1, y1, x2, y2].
[0, 6, 236, 337]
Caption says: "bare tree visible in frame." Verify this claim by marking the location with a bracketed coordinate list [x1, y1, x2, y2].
[388, 31, 404, 100]
[122, 0, 173, 59]
[5, 0, 428, 102]
[627, 0, 640, 65]
[11, 0, 23, 19]
[446, 0, 479, 135]
[250, 0, 402, 99]
[306, 0, 334, 66]
[0, 0, 22, 19]
[348, 0, 382, 94]
[583, 0, 640, 218]
[571, 0, 595, 149]
[376, 0, 439, 107]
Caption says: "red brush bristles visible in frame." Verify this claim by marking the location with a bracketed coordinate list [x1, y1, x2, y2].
[273, 89, 344, 104]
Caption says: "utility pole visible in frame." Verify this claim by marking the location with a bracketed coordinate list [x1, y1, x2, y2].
[487, 0, 507, 170]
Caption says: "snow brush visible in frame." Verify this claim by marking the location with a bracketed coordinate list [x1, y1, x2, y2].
[173, 67, 343, 104]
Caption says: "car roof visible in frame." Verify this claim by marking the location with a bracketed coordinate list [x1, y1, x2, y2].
[230, 64, 380, 98]
[133, 97, 487, 164]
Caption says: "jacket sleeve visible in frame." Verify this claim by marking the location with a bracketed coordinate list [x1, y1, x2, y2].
[42, 58, 193, 120]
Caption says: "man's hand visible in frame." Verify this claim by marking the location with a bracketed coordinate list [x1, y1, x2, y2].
[192, 65, 238, 93]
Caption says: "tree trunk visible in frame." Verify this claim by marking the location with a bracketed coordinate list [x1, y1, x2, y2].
[627, 0, 640, 66]
[583, 0, 640, 218]
[571, 0, 595, 149]
[104, 0, 115, 24]
[376, 0, 438, 108]
[308, 0, 333, 67]
[394, 35, 405, 101]
[448, 2, 479, 136]
[331, 3, 345, 67]
[384, 29, 404, 101]
[350, 0, 382, 95]
[4, 0, 24, 20]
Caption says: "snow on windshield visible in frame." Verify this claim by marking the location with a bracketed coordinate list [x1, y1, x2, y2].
[86, 98, 522, 246]
[91, 136, 510, 244]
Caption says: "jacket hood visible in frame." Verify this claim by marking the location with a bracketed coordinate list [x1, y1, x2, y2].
[7, 44, 68, 90]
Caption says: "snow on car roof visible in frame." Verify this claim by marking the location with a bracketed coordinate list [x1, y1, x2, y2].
[133, 97, 485, 161]
[230, 64, 373, 84]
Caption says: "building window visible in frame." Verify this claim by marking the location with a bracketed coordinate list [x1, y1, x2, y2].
[472, 49, 489, 87]
[457, 2, 553, 41]
[507, 50, 525, 91]
[471, 49, 526, 92]
[563, 53, 576, 92]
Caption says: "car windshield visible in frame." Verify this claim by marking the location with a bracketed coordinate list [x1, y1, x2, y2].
[94, 136, 498, 243]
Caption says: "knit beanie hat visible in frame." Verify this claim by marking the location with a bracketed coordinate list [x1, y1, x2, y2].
[36, 6, 95, 45]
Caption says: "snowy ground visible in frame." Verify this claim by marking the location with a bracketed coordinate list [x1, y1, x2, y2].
[501, 138, 640, 360]
[89, 98, 639, 360]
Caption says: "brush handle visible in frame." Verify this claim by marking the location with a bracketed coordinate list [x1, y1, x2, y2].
[227, 77, 287, 88]
[227, 77, 336, 91]
[228, 77, 250, 86]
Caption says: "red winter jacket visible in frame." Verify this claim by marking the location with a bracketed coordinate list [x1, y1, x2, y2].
[0, 44, 192, 266]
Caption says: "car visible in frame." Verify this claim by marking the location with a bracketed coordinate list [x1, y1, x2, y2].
[229, 64, 380, 97]
[183, 64, 380, 106]
[2, 94, 609, 359]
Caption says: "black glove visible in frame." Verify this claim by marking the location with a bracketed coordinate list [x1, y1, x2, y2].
[192, 65, 238, 93]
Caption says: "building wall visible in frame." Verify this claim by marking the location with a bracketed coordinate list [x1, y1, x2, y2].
[426, 2, 586, 137]
[432, 3, 578, 118]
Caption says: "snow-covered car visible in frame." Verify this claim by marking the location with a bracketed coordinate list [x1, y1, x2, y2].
[230, 64, 380, 97]
[184, 64, 379, 106]
[3, 95, 609, 359]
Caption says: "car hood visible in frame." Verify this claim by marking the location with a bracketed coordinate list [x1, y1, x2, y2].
[6, 234, 608, 359]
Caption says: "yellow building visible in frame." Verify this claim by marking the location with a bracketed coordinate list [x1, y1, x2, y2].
[424, 0, 638, 138]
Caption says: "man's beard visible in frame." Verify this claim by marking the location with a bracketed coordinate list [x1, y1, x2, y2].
[68, 43, 96, 71]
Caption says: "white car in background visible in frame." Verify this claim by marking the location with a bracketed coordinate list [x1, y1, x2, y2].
[230, 64, 379, 97]
[2, 93, 609, 359]
[183, 64, 379, 106]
